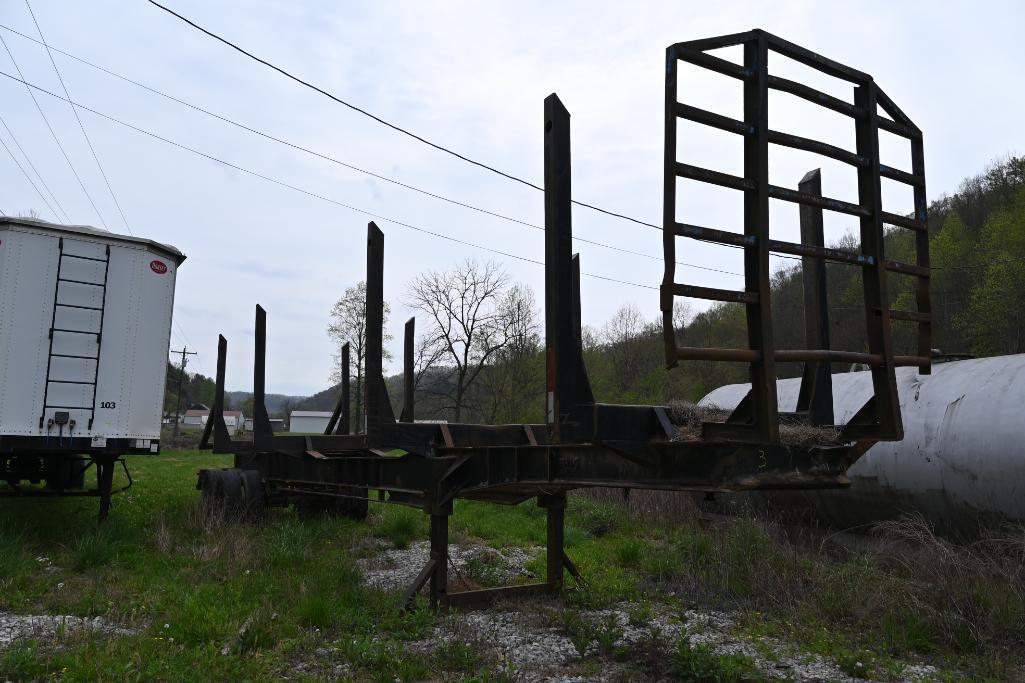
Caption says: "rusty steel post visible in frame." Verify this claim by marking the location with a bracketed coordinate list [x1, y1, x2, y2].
[543, 93, 593, 443]
[853, 82, 901, 439]
[253, 305, 273, 442]
[539, 492, 567, 592]
[429, 511, 449, 609]
[198, 334, 226, 450]
[795, 169, 834, 426]
[338, 343, 350, 435]
[365, 222, 387, 436]
[742, 33, 779, 442]
[401, 317, 414, 423]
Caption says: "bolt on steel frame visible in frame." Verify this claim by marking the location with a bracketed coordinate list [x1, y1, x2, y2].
[198, 31, 927, 609]
[661, 29, 930, 443]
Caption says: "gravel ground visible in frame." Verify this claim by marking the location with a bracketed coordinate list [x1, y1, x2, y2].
[355, 540, 941, 682]
[357, 539, 542, 591]
[0, 612, 135, 648]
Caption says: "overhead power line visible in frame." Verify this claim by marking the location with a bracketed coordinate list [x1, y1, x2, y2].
[0, 110, 69, 222]
[145, 0, 665, 233]
[0, 130, 60, 221]
[0, 22, 742, 278]
[0, 32, 107, 226]
[24, 0, 131, 233]
[0, 68, 658, 292]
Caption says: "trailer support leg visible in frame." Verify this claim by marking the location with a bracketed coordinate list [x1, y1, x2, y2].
[429, 510, 450, 610]
[539, 491, 568, 592]
[96, 456, 115, 521]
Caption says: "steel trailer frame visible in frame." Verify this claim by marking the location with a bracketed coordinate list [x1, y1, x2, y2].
[198, 31, 926, 609]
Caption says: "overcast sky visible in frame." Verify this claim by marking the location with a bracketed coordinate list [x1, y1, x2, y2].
[0, 1, 1022, 396]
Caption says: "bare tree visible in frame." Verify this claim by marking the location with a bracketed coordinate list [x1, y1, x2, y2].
[327, 281, 390, 432]
[407, 259, 513, 422]
[601, 303, 645, 394]
[473, 284, 542, 423]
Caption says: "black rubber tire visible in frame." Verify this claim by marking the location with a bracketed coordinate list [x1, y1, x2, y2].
[200, 469, 225, 515]
[218, 468, 245, 517]
[239, 469, 264, 518]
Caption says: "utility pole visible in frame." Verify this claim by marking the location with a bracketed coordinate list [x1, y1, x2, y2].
[170, 347, 197, 439]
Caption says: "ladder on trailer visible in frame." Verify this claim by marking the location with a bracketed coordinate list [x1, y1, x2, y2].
[38, 237, 112, 431]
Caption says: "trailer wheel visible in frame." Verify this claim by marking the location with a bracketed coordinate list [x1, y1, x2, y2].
[200, 469, 245, 519]
[239, 469, 264, 517]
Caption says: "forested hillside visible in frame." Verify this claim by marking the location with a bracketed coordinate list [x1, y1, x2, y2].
[180, 156, 1025, 428]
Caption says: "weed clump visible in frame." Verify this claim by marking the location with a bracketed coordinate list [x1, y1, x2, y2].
[672, 636, 762, 682]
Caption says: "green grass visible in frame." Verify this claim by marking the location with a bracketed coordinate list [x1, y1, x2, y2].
[0, 453, 1010, 681]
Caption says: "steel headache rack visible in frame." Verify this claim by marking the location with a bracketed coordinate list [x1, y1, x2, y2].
[198, 29, 928, 609]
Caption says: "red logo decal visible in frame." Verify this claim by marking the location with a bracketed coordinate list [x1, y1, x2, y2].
[150, 260, 168, 274]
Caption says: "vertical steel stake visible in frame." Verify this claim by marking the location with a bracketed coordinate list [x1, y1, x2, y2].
[401, 317, 415, 423]
[429, 512, 449, 609]
[795, 169, 834, 426]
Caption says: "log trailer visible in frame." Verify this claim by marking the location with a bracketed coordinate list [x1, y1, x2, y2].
[197, 30, 930, 608]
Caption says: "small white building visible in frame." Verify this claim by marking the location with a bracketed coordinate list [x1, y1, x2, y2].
[182, 409, 208, 427]
[289, 410, 333, 433]
[223, 410, 245, 435]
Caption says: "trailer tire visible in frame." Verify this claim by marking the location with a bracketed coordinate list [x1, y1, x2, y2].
[239, 469, 264, 518]
[200, 468, 245, 519]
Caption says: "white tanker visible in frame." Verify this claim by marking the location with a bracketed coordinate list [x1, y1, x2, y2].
[700, 355, 1025, 532]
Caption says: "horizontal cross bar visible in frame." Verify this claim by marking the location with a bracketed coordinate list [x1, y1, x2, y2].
[674, 103, 753, 135]
[672, 284, 758, 304]
[881, 211, 927, 232]
[58, 278, 104, 287]
[883, 260, 930, 277]
[55, 303, 103, 311]
[879, 164, 924, 187]
[764, 31, 872, 84]
[51, 328, 100, 336]
[766, 130, 867, 167]
[675, 47, 752, 80]
[877, 115, 918, 140]
[61, 253, 108, 263]
[673, 222, 755, 247]
[50, 353, 98, 360]
[47, 379, 96, 385]
[775, 349, 883, 365]
[767, 185, 871, 217]
[767, 239, 875, 266]
[767, 75, 864, 118]
[676, 163, 755, 191]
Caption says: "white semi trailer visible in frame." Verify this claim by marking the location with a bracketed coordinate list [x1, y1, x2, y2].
[0, 217, 185, 517]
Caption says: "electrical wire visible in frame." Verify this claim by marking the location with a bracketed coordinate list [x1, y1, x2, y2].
[0, 68, 660, 292]
[24, 0, 131, 233]
[146, 0, 665, 233]
[0, 22, 741, 278]
[0, 130, 60, 221]
[0, 110, 69, 222]
[0, 32, 106, 226]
